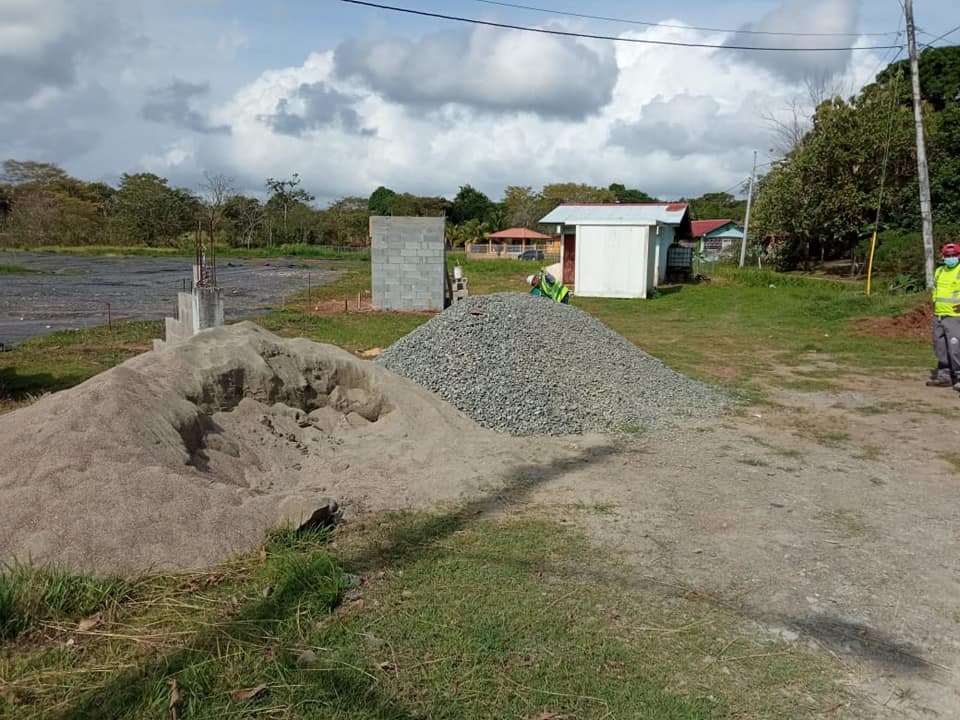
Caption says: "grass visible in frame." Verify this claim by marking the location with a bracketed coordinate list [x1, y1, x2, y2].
[0, 515, 841, 719]
[937, 451, 960, 473]
[0, 321, 161, 413]
[0, 263, 40, 274]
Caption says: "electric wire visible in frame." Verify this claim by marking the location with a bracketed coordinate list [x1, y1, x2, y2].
[469, 0, 902, 38]
[339, 0, 905, 52]
[918, 22, 960, 48]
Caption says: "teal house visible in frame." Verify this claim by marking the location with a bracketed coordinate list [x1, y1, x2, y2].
[691, 219, 744, 260]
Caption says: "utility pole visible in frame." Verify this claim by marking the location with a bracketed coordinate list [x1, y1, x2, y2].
[904, 0, 936, 288]
[739, 150, 757, 268]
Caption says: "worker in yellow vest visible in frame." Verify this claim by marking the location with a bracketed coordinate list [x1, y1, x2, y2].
[927, 242, 960, 388]
[527, 270, 570, 304]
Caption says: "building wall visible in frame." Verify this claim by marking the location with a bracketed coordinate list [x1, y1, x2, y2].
[654, 224, 675, 287]
[574, 225, 651, 298]
[371, 216, 446, 311]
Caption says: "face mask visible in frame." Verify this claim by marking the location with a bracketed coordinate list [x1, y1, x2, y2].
[945, 257, 960, 268]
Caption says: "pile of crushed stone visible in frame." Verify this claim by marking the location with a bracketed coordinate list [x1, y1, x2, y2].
[377, 293, 731, 435]
[0, 323, 520, 573]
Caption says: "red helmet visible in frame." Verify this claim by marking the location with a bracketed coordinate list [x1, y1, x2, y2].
[942, 243, 960, 257]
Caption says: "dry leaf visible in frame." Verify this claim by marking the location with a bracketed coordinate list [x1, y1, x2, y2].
[261, 586, 274, 598]
[259, 545, 267, 563]
[231, 684, 268, 702]
[525, 712, 565, 720]
[376, 661, 395, 672]
[167, 679, 180, 720]
[77, 613, 102, 632]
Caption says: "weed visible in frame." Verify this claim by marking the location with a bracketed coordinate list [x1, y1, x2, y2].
[816, 432, 851, 448]
[0, 564, 135, 639]
[0, 263, 40, 275]
[737, 457, 770, 468]
[937, 452, 960, 473]
[819, 509, 869, 537]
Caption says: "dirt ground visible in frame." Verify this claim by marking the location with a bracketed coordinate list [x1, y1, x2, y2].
[2, 317, 956, 717]
[507, 367, 960, 719]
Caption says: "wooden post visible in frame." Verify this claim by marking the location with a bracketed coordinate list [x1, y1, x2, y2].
[357, 291, 361, 311]
[106, 302, 112, 329]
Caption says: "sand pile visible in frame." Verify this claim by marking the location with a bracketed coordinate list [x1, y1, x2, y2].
[0, 323, 517, 573]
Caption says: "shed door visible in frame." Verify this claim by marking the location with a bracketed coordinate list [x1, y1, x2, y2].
[562, 233, 575, 285]
[575, 225, 649, 298]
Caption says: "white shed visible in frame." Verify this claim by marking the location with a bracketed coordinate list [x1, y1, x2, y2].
[539, 203, 692, 299]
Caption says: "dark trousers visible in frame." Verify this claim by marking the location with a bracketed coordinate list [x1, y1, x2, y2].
[932, 315, 960, 382]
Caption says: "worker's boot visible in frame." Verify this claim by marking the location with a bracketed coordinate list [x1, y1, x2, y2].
[926, 377, 953, 387]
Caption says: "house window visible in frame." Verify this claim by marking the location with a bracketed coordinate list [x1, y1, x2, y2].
[704, 238, 722, 251]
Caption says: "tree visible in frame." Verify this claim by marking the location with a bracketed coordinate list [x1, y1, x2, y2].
[317, 197, 369, 245]
[112, 173, 199, 246]
[450, 184, 493, 225]
[686, 192, 748, 221]
[541, 183, 616, 210]
[201, 171, 235, 247]
[608, 183, 658, 203]
[368, 185, 398, 215]
[502, 186, 548, 228]
[265, 173, 314, 243]
[0, 160, 110, 246]
[751, 78, 918, 269]
[1, 160, 70, 188]
[222, 195, 263, 248]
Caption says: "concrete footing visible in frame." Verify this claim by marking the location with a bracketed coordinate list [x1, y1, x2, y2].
[154, 287, 224, 350]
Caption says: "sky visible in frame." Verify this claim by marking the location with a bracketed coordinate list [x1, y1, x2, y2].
[1, 0, 957, 205]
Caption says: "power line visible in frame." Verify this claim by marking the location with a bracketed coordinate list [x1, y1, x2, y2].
[339, 0, 905, 52]
[469, 0, 902, 38]
[918, 22, 960, 48]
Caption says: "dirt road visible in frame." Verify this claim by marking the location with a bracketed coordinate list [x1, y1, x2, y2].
[512, 368, 960, 718]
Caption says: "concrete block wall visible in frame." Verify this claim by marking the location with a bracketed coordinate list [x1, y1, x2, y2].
[370, 216, 446, 311]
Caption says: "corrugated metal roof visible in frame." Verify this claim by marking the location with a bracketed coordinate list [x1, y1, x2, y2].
[691, 219, 739, 237]
[539, 203, 689, 226]
[484, 227, 552, 240]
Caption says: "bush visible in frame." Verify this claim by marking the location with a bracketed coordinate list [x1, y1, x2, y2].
[867, 225, 960, 292]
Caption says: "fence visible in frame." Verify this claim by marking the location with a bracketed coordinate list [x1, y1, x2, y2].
[465, 242, 561, 261]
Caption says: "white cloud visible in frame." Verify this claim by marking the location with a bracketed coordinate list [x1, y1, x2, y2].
[332, 24, 619, 119]
[725, 0, 862, 81]
[0, 0, 123, 103]
[199, 19, 888, 204]
[140, 139, 196, 174]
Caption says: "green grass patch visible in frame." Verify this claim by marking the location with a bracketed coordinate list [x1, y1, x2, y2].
[0, 263, 40, 274]
[0, 515, 842, 719]
[937, 451, 960, 473]
[0, 565, 135, 640]
[0, 321, 162, 413]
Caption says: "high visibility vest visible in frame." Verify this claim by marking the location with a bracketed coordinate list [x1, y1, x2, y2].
[933, 265, 960, 317]
[539, 272, 570, 303]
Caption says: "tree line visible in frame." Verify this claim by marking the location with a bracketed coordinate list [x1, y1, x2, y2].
[0, 160, 745, 251]
[751, 44, 960, 283]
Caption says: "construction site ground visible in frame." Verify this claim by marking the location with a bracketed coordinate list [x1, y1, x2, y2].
[1, 261, 957, 718]
[516, 368, 960, 718]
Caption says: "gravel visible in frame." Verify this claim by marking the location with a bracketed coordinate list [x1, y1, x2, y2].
[377, 292, 731, 435]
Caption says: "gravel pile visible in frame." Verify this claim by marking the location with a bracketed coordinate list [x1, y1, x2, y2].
[377, 292, 731, 435]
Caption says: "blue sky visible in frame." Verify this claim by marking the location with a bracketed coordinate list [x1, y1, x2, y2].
[1, 0, 956, 204]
